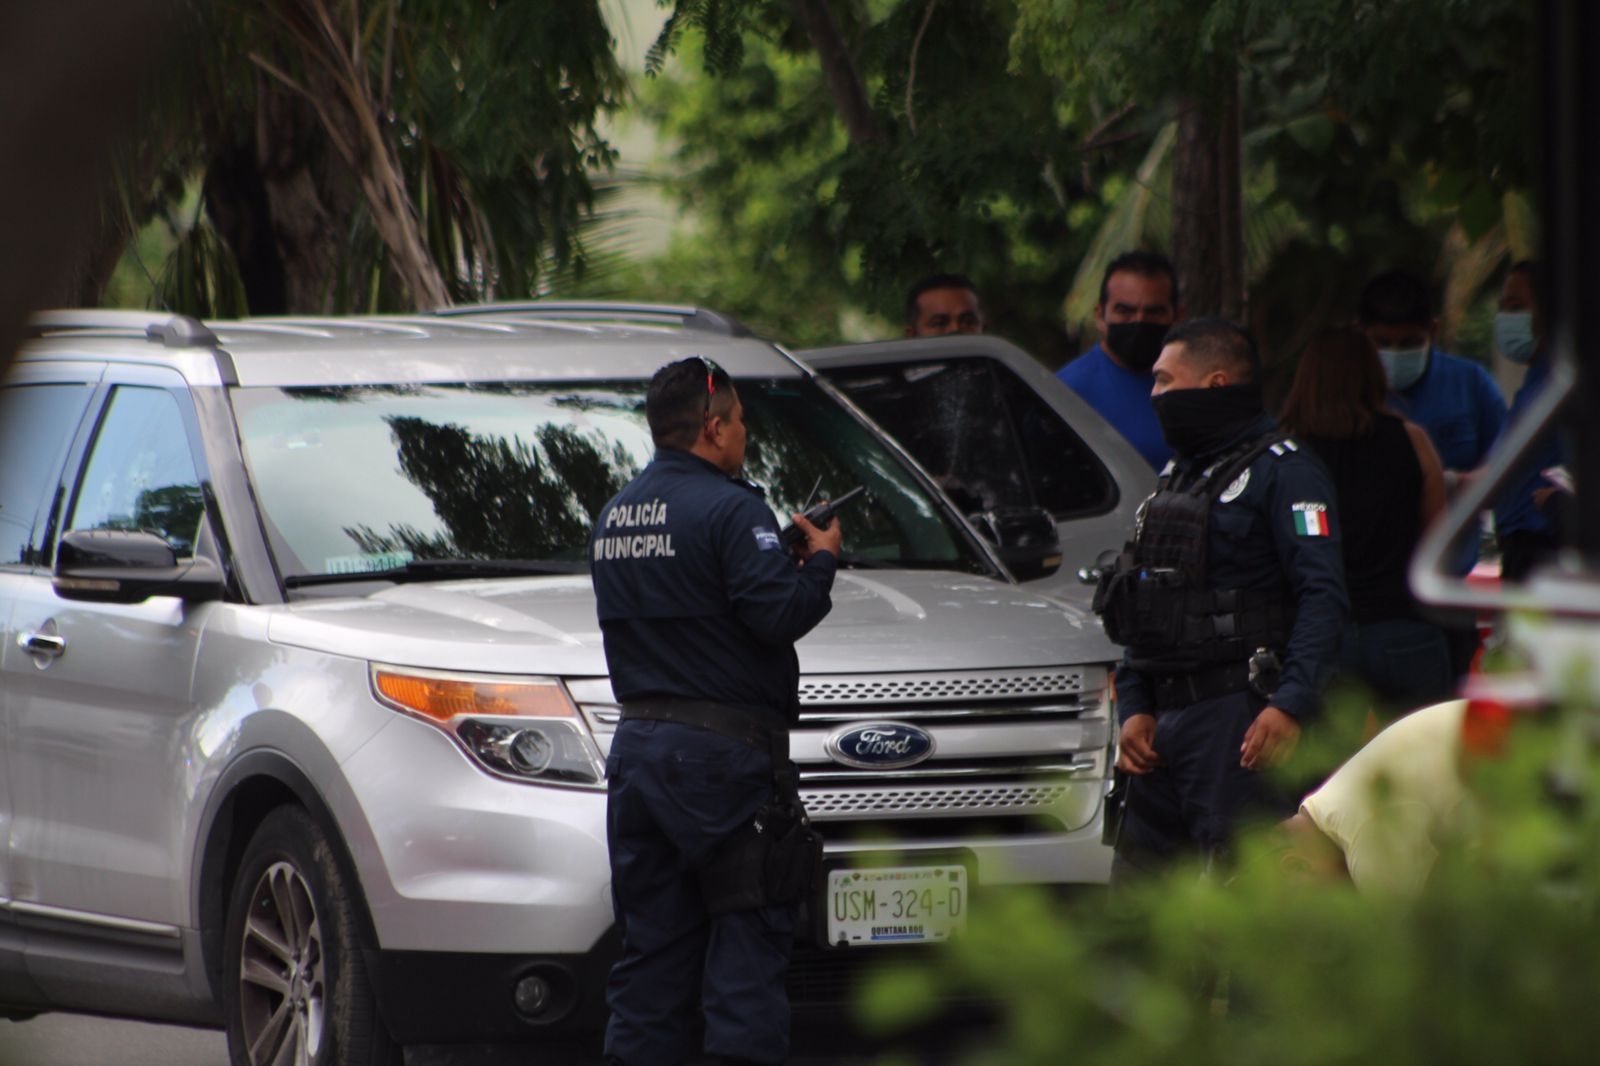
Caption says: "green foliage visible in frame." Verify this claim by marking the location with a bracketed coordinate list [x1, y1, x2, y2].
[108, 0, 626, 315]
[1018, 0, 1537, 362]
[647, 0, 794, 76]
[640, 1, 1130, 359]
[859, 675, 1600, 1065]
[385, 0, 625, 302]
[643, 0, 1536, 361]
[153, 214, 250, 319]
[626, 39, 864, 345]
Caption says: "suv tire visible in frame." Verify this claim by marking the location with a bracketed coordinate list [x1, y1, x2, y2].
[222, 806, 400, 1066]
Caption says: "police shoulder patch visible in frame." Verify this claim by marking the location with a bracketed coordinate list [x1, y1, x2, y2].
[1219, 468, 1250, 503]
[1269, 437, 1302, 458]
[753, 527, 782, 551]
[1290, 501, 1331, 536]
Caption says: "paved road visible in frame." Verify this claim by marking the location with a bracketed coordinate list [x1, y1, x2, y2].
[0, 1013, 227, 1066]
[0, 1012, 919, 1065]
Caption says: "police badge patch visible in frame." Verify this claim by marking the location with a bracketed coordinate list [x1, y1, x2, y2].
[753, 527, 782, 551]
[1219, 468, 1250, 503]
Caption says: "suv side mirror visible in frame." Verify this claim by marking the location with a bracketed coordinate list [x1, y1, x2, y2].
[968, 506, 1063, 582]
[53, 529, 226, 604]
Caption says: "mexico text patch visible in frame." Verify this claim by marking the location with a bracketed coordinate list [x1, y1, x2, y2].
[1291, 502, 1330, 536]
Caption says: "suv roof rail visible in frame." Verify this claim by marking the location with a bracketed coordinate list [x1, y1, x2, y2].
[434, 301, 754, 338]
[27, 309, 220, 350]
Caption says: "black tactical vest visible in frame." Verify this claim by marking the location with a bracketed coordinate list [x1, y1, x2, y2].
[1092, 431, 1292, 672]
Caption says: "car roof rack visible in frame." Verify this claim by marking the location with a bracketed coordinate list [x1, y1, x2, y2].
[433, 301, 753, 338]
[26, 309, 220, 349]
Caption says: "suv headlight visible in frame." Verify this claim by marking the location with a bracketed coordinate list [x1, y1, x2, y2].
[371, 666, 605, 788]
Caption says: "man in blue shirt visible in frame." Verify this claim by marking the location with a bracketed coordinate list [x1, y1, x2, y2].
[591, 357, 841, 1066]
[1057, 250, 1184, 471]
[1358, 269, 1507, 489]
[1358, 269, 1507, 678]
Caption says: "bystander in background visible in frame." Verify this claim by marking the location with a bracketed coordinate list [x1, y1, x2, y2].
[904, 273, 986, 337]
[1491, 260, 1568, 581]
[1280, 326, 1454, 721]
[1057, 251, 1184, 471]
[1357, 269, 1506, 679]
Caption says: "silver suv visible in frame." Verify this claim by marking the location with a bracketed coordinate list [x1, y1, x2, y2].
[0, 305, 1119, 1063]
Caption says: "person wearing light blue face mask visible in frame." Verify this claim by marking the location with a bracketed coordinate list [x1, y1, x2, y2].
[1493, 307, 1538, 366]
[1358, 269, 1507, 682]
[1492, 260, 1567, 581]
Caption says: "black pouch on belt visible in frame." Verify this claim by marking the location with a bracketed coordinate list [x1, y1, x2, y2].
[697, 822, 769, 915]
[757, 801, 823, 905]
[700, 723, 825, 915]
[696, 801, 822, 915]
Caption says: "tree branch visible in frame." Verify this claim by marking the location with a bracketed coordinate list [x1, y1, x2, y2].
[790, 0, 881, 146]
[261, 0, 450, 309]
[1077, 101, 1138, 152]
[905, 0, 937, 136]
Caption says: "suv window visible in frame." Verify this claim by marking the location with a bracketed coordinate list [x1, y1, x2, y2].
[0, 383, 95, 567]
[229, 377, 987, 583]
[68, 386, 206, 557]
[827, 358, 1117, 519]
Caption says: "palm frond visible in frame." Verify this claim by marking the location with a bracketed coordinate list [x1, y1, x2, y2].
[1061, 120, 1177, 332]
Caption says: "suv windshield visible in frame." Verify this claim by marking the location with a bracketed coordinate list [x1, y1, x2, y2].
[230, 376, 992, 587]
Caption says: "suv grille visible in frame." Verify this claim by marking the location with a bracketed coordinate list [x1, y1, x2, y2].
[800, 666, 1089, 705]
[794, 666, 1111, 832]
[804, 780, 1075, 818]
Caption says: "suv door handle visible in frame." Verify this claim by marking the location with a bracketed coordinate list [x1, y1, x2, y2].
[17, 632, 66, 658]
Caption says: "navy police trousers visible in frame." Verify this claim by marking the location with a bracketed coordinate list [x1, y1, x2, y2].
[1112, 691, 1298, 880]
[604, 719, 796, 1066]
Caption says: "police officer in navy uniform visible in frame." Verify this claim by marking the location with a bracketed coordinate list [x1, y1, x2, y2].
[591, 356, 842, 1066]
[1094, 318, 1348, 877]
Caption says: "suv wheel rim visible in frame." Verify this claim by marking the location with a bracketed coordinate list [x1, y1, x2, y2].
[238, 860, 326, 1066]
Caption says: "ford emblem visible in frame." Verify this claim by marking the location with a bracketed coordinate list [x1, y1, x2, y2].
[824, 722, 935, 770]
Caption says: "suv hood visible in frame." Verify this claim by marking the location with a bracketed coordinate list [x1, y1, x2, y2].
[266, 571, 1117, 677]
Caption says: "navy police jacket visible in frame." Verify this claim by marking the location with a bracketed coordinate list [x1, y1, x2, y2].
[1115, 414, 1349, 723]
[590, 448, 837, 722]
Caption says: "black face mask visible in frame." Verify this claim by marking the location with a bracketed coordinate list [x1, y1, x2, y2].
[1151, 383, 1266, 457]
[1105, 321, 1170, 372]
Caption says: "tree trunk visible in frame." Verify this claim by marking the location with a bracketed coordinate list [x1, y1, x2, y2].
[205, 137, 288, 315]
[1171, 61, 1245, 322]
[791, 0, 881, 146]
[261, 0, 451, 310]
[252, 78, 351, 313]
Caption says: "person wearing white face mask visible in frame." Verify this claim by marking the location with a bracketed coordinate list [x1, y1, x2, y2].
[1358, 269, 1507, 680]
[1491, 260, 1568, 581]
[1358, 270, 1508, 483]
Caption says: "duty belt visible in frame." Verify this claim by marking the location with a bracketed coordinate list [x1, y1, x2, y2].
[1146, 662, 1252, 712]
[621, 699, 791, 762]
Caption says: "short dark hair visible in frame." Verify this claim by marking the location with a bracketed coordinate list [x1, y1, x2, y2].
[646, 356, 734, 450]
[1507, 258, 1541, 304]
[905, 273, 980, 325]
[1358, 269, 1433, 326]
[1099, 250, 1180, 308]
[1279, 325, 1388, 439]
[1161, 317, 1260, 383]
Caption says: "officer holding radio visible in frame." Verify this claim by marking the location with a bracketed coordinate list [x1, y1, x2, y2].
[1093, 319, 1348, 878]
[591, 356, 842, 1066]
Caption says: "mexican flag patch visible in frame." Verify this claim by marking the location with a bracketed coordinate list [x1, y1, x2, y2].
[1292, 502, 1330, 537]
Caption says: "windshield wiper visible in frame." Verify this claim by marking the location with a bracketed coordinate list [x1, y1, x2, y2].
[283, 558, 588, 588]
